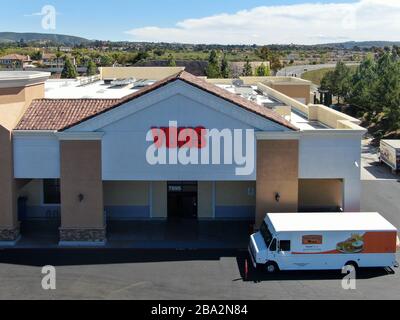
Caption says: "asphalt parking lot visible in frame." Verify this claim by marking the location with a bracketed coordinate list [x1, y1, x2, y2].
[0, 179, 399, 300]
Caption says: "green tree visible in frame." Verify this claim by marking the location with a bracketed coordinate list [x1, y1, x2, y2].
[205, 50, 221, 78]
[220, 54, 230, 78]
[136, 51, 150, 63]
[373, 52, 400, 131]
[86, 59, 98, 76]
[61, 57, 78, 79]
[100, 54, 113, 66]
[332, 61, 352, 104]
[154, 49, 165, 57]
[320, 61, 352, 104]
[242, 57, 253, 76]
[269, 55, 283, 74]
[348, 56, 377, 115]
[167, 54, 176, 67]
[256, 46, 270, 61]
[256, 63, 270, 76]
[31, 51, 42, 61]
[320, 70, 335, 92]
[320, 51, 400, 139]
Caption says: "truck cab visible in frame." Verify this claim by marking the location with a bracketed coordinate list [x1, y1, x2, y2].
[249, 220, 282, 272]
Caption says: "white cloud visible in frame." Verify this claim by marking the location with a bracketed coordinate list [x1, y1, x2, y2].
[24, 12, 45, 17]
[126, 0, 400, 44]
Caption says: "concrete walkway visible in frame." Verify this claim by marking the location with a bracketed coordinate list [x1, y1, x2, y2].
[7, 220, 253, 250]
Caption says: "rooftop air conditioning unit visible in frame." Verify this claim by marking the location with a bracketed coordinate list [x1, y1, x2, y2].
[233, 79, 244, 87]
[234, 85, 254, 96]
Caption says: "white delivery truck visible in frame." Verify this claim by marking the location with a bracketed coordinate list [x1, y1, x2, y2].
[249, 212, 399, 273]
[380, 140, 400, 173]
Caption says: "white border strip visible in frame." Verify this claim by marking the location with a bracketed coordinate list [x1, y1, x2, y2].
[56, 132, 104, 141]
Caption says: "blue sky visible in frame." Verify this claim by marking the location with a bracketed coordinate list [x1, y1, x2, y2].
[0, 0, 398, 44]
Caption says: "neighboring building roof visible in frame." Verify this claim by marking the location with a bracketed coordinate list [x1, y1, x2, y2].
[42, 53, 57, 60]
[0, 54, 30, 61]
[0, 71, 51, 89]
[15, 71, 298, 131]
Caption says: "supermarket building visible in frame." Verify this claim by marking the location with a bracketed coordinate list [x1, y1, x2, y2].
[0, 68, 366, 246]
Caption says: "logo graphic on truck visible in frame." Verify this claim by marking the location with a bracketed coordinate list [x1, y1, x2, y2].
[293, 232, 397, 255]
[336, 234, 364, 254]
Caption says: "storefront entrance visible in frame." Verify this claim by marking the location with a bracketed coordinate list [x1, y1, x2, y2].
[168, 181, 198, 220]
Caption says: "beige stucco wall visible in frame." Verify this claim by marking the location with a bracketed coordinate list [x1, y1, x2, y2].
[205, 78, 234, 85]
[0, 83, 44, 106]
[0, 126, 18, 228]
[0, 83, 45, 132]
[240, 76, 273, 85]
[299, 179, 343, 209]
[256, 140, 299, 228]
[268, 83, 311, 104]
[100, 67, 184, 81]
[257, 83, 309, 115]
[308, 104, 362, 129]
[216, 181, 256, 206]
[152, 181, 167, 219]
[198, 181, 214, 219]
[60, 140, 104, 229]
[103, 181, 149, 206]
[0, 82, 45, 233]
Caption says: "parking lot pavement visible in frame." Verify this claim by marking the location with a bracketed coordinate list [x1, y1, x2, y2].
[0, 180, 399, 300]
[361, 180, 400, 229]
[361, 140, 399, 181]
[0, 248, 398, 300]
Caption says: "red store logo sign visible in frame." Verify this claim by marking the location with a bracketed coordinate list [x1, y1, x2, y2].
[151, 126, 207, 149]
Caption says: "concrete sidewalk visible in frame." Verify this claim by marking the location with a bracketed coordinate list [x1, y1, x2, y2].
[6, 220, 253, 250]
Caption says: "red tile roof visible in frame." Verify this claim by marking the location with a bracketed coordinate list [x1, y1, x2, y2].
[15, 71, 298, 131]
[0, 54, 30, 61]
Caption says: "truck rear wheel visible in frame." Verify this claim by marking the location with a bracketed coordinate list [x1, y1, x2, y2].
[265, 262, 279, 273]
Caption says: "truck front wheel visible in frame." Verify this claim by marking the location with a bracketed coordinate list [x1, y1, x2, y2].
[265, 262, 279, 273]
[344, 261, 359, 271]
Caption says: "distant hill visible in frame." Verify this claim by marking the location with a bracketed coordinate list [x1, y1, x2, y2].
[0, 32, 91, 46]
[1, 32, 399, 49]
[317, 41, 400, 49]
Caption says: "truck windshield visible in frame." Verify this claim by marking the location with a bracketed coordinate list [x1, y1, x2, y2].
[260, 222, 273, 247]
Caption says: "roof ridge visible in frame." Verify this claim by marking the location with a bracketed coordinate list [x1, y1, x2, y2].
[17, 71, 298, 132]
[32, 97, 121, 102]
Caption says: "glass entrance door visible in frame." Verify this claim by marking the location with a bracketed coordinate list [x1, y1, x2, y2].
[167, 181, 198, 220]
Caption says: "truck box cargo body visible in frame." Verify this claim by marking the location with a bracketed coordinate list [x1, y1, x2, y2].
[249, 212, 399, 272]
[380, 140, 400, 172]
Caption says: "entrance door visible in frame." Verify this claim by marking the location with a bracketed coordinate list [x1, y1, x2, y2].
[168, 182, 198, 220]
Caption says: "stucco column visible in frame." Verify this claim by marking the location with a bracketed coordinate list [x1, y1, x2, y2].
[0, 127, 20, 243]
[59, 139, 105, 245]
[0, 74, 48, 244]
[256, 140, 299, 228]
